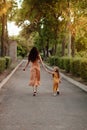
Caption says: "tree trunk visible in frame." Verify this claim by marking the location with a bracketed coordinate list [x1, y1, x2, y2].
[46, 39, 49, 57]
[1, 0, 8, 56]
[62, 37, 66, 56]
[68, 31, 71, 57]
[1, 14, 6, 56]
[67, 0, 72, 57]
[54, 43, 57, 55]
[71, 33, 75, 57]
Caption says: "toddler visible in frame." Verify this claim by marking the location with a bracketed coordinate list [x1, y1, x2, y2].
[46, 66, 61, 96]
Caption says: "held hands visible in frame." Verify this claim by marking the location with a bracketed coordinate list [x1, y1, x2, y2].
[59, 80, 61, 83]
[23, 68, 25, 71]
[59, 79, 61, 83]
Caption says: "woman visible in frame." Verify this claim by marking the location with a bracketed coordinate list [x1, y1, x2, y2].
[23, 47, 45, 96]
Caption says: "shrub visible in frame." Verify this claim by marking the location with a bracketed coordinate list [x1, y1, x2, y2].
[48, 56, 58, 66]
[5, 56, 12, 69]
[63, 57, 71, 73]
[17, 44, 28, 58]
[70, 58, 81, 77]
[80, 59, 87, 81]
[58, 57, 64, 69]
[0, 58, 6, 73]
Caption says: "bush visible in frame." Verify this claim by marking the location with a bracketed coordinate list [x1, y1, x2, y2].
[0, 58, 6, 73]
[17, 44, 28, 58]
[70, 58, 81, 77]
[5, 56, 12, 69]
[48, 56, 58, 66]
[80, 59, 87, 81]
[63, 57, 71, 73]
[58, 57, 65, 69]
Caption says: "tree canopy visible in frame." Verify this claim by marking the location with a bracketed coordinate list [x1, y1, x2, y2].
[0, 0, 87, 57]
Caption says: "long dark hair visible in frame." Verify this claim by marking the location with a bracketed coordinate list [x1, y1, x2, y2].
[28, 47, 39, 62]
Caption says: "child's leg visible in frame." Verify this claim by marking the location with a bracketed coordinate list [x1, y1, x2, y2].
[35, 86, 37, 93]
[56, 84, 60, 95]
[53, 84, 57, 96]
[33, 86, 38, 96]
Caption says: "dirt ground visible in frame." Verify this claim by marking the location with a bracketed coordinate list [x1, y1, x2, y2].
[0, 60, 21, 83]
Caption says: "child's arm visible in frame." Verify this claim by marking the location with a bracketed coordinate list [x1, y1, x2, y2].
[23, 60, 30, 71]
[45, 68, 54, 75]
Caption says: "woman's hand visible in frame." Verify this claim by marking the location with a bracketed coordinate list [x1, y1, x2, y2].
[23, 61, 29, 71]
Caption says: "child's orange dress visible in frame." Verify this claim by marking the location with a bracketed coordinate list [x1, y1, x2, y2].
[53, 72, 60, 92]
[29, 59, 40, 87]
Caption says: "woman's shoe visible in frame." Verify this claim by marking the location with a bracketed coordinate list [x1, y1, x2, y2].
[33, 92, 36, 96]
[53, 93, 57, 96]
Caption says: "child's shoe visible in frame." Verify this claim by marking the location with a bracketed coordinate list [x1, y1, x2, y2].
[57, 91, 60, 95]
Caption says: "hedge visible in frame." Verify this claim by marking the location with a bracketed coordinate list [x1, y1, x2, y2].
[48, 56, 87, 81]
[70, 58, 81, 77]
[80, 59, 87, 80]
[63, 57, 71, 73]
[5, 56, 12, 69]
[0, 58, 6, 73]
[48, 56, 58, 66]
[0, 56, 12, 73]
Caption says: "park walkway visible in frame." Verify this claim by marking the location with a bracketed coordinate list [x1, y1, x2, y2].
[0, 60, 87, 130]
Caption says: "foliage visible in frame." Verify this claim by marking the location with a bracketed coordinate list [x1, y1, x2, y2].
[0, 0, 12, 16]
[81, 59, 87, 81]
[0, 0, 87, 59]
[48, 56, 59, 66]
[75, 51, 87, 58]
[0, 57, 6, 73]
[17, 44, 28, 58]
[48, 56, 87, 81]
[75, 37, 87, 52]
[70, 58, 81, 77]
[14, 0, 87, 57]
[63, 57, 71, 73]
[5, 56, 12, 69]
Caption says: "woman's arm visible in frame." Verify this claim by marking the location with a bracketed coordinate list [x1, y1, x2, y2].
[39, 54, 54, 74]
[23, 60, 30, 71]
[38, 54, 47, 70]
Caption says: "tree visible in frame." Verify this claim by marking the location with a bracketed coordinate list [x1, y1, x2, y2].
[0, 0, 18, 56]
[14, 0, 87, 58]
[0, 0, 12, 56]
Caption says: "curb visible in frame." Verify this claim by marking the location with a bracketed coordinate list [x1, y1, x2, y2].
[60, 73, 87, 92]
[0, 60, 24, 89]
[45, 64, 87, 92]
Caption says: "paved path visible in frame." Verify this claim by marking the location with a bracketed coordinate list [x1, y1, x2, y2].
[0, 61, 87, 130]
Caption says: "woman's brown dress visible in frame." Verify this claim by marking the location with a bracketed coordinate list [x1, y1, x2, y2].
[29, 59, 40, 87]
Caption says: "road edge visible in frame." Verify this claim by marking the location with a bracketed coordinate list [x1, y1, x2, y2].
[0, 60, 24, 89]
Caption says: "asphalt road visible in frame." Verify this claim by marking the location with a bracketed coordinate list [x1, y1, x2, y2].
[0, 61, 87, 130]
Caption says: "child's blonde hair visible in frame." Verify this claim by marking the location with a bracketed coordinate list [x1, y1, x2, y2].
[53, 66, 60, 78]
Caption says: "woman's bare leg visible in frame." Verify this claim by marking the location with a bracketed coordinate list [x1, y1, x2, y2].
[33, 86, 38, 96]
